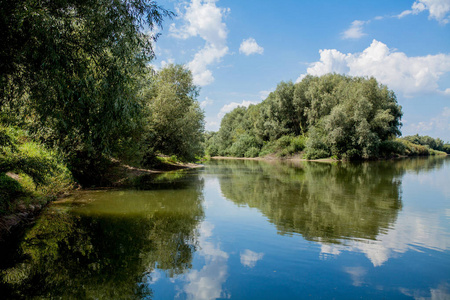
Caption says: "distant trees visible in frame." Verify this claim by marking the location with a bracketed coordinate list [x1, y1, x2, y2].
[207, 74, 404, 160]
[402, 135, 445, 152]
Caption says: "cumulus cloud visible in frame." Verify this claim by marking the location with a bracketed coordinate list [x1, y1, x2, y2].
[344, 267, 367, 287]
[200, 96, 214, 108]
[403, 107, 450, 138]
[259, 89, 273, 100]
[398, 0, 450, 24]
[320, 206, 450, 267]
[297, 39, 450, 97]
[239, 38, 264, 55]
[182, 221, 230, 300]
[218, 100, 257, 118]
[240, 250, 264, 268]
[170, 0, 230, 86]
[342, 20, 367, 39]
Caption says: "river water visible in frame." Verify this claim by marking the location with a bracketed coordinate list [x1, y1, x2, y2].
[1, 157, 449, 299]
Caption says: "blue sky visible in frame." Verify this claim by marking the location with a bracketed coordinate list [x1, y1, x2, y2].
[152, 0, 450, 141]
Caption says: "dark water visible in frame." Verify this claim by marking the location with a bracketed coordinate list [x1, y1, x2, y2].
[1, 157, 450, 299]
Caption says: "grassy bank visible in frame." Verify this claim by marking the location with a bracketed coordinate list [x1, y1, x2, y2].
[0, 125, 74, 216]
[0, 125, 203, 238]
[207, 135, 447, 162]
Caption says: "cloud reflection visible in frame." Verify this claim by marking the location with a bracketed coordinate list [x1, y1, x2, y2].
[181, 221, 230, 300]
[320, 209, 450, 267]
[240, 250, 264, 268]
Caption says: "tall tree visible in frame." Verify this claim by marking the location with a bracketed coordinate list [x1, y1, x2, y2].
[0, 0, 173, 175]
[143, 64, 205, 162]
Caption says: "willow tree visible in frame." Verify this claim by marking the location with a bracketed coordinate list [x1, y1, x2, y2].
[142, 64, 205, 162]
[0, 0, 173, 182]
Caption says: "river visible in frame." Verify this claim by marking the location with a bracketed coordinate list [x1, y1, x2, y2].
[1, 157, 449, 299]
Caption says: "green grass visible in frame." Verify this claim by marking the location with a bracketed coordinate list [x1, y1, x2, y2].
[0, 125, 73, 216]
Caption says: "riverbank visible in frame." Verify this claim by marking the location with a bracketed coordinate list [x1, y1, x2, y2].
[210, 150, 448, 162]
[0, 159, 203, 241]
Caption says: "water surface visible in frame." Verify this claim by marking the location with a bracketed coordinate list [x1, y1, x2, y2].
[1, 157, 449, 299]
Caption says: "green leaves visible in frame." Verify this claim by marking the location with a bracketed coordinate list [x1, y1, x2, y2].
[208, 74, 404, 160]
[142, 64, 205, 162]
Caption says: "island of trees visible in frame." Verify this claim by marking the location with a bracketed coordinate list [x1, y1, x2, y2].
[0, 0, 448, 219]
[205, 74, 449, 159]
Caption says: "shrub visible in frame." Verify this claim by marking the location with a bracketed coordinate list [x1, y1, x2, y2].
[245, 147, 260, 158]
[398, 140, 429, 156]
[379, 140, 407, 157]
[0, 173, 25, 214]
[228, 134, 260, 157]
[0, 125, 73, 214]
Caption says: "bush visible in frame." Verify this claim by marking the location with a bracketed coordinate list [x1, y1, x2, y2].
[0, 173, 24, 214]
[398, 140, 429, 156]
[228, 134, 260, 157]
[443, 144, 450, 154]
[305, 127, 331, 159]
[245, 147, 260, 158]
[379, 140, 407, 157]
[0, 125, 73, 214]
[304, 148, 330, 160]
[291, 136, 306, 152]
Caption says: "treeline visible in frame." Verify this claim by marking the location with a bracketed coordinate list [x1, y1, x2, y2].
[206, 74, 447, 159]
[0, 0, 204, 213]
[401, 134, 450, 154]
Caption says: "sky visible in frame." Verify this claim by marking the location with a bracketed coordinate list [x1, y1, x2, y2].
[151, 0, 450, 141]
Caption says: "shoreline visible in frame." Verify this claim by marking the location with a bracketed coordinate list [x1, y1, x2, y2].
[210, 152, 448, 162]
[0, 162, 203, 242]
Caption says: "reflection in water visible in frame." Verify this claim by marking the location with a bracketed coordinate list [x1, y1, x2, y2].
[0, 157, 449, 299]
[212, 159, 404, 242]
[400, 283, 450, 300]
[212, 156, 449, 266]
[181, 221, 229, 300]
[0, 172, 204, 299]
[240, 249, 264, 268]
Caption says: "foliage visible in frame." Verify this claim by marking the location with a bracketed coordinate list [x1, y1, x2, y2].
[401, 134, 445, 151]
[1, 178, 204, 298]
[207, 74, 404, 160]
[0, 125, 73, 214]
[142, 65, 205, 163]
[1, 0, 173, 182]
[209, 159, 404, 243]
[443, 144, 450, 154]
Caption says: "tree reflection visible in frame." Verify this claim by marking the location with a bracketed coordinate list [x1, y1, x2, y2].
[0, 172, 204, 299]
[213, 156, 447, 244]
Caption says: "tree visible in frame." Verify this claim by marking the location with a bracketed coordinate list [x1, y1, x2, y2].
[0, 0, 173, 182]
[207, 74, 403, 160]
[143, 64, 205, 162]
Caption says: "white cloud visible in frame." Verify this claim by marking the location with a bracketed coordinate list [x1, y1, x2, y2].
[297, 39, 450, 97]
[320, 206, 450, 267]
[170, 0, 230, 86]
[218, 100, 257, 118]
[160, 58, 175, 68]
[403, 107, 450, 139]
[342, 20, 367, 39]
[182, 221, 230, 300]
[200, 96, 214, 108]
[240, 250, 264, 268]
[398, 0, 450, 24]
[239, 38, 264, 55]
[259, 89, 273, 100]
[205, 118, 219, 131]
[344, 267, 367, 287]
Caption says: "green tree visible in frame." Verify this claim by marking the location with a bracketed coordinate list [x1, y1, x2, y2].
[0, 0, 173, 182]
[143, 64, 205, 162]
